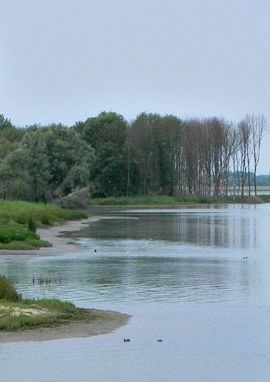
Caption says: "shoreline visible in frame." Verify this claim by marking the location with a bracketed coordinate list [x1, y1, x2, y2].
[0, 216, 100, 260]
[0, 309, 130, 343]
[0, 216, 131, 343]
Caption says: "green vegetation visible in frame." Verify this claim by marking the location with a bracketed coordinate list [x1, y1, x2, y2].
[258, 194, 270, 202]
[0, 275, 95, 331]
[0, 223, 50, 250]
[0, 299, 93, 331]
[0, 112, 268, 203]
[0, 200, 86, 225]
[0, 200, 86, 250]
[89, 195, 264, 206]
[0, 275, 21, 302]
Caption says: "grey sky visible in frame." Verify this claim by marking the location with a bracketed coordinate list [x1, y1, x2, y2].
[1, 0, 269, 173]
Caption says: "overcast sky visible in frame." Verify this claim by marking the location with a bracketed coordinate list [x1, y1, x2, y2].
[1, 0, 269, 173]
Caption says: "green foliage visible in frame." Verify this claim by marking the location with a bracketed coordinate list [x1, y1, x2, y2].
[0, 112, 267, 202]
[0, 200, 86, 226]
[259, 194, 270, 202]
[0, 201, 86, 249]
[0, 276, 21, 302]
[89, 195, 194, 205]
[35, 299, 79, 315]
[0, 298, 89, 331]
[0, 114, 13, 130]
[89, 195, 263, 206]
[0, 223, 37, 244]
[27, 216, 36, 233]
[78, 112, 130, 196]
[0, 124, 94, 202]
[129, 113, 183, 195]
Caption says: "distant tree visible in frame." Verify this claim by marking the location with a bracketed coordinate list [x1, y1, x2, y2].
[0, 125, 94, 201]
[247, 114, 266, 195]
[129, 113, 182, 195]
[0, 148, 32, 199]
[43, 125, 93, 198]
[0, 114, 13, 130]
[78, 112, 129, 196]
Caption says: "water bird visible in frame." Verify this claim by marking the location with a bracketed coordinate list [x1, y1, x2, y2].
[242, 256, 248, 259]
[94, 249, 97, 253]
[157, 339, 163, 342]
[123, 338, 130, 343]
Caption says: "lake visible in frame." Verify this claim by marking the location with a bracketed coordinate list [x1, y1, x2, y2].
[1, 204, 270, 382]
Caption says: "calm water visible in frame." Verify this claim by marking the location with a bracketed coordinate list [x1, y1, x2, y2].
[1, 204, 270, 381]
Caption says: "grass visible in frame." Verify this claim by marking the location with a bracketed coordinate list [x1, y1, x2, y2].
[258, 194, 270, 202]
[0, 200, 86, 226]
[88, 194, 266, 206]
[0, 200, 87, 250]
[0, 298, 93, 331]
[0, 222, 51, 249]
[0, 275, 95, 331]
[0, 275, 21, 301]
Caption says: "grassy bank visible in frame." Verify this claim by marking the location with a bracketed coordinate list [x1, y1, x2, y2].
[89, 195, 266, 206]
[0, 298, 96, 331]
[0, 276, 96, 331]
[0, 200, 87, 250]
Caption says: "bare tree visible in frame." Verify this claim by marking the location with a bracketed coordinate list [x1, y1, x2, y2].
[247, 114, 267, 196]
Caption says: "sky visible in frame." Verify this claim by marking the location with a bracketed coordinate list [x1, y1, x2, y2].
[0, 0, 270, 173]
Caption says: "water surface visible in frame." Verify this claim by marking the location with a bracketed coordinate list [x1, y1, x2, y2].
[1, 204, 270, 382]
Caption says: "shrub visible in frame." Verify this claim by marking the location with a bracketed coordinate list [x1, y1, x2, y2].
[0, 275, 21, 302]
[27, 216, 36, 233]
[0, 223, 37, 244]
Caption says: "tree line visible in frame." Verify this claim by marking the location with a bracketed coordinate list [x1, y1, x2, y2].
[0, 111, 266, 202]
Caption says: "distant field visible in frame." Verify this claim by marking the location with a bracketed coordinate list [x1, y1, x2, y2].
[227, 186, 270, 195]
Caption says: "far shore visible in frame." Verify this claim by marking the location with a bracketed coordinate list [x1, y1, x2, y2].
[0, 309, 130, 343]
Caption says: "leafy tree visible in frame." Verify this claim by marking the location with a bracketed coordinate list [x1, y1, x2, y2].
[0, 125, 94, 201]
[130, 113, 182, 195]
[78, 112, 130, 196]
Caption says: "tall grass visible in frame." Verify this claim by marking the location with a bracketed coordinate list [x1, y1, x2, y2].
[0, 298, 89, 331]
[0, 200, 87, 249]
[89, 195, 264, 206]
[0, 200, 86, 226]
[0, 276, 21, 302]
[89, 195, 221, 206]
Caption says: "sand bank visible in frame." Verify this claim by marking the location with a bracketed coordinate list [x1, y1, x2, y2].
[0, 309, 130, 343]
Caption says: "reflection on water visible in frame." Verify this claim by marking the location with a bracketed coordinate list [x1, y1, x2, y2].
[0, 204, 265, 306]
[71, 205, 258, 249]
[0, 253, 256, 305]
[1, 204, 270, 382]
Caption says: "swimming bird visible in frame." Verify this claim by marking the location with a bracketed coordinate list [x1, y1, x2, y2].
[123, 338, 130, 343]
[157, 339, 163, 342]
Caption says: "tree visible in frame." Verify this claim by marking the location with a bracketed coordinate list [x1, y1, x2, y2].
[78, 112, 129, 196]
[247, 114, 266, 196]
[0, 125, 94, 202]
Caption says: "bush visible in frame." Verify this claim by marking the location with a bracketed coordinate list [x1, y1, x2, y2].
[27, 216, 36, 233]
[0, 223, 37, 244]
[0, 275, 21, 302]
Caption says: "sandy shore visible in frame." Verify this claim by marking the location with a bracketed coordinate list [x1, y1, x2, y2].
[0, 309, 130, 343]
[0, 217, 99, 260]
